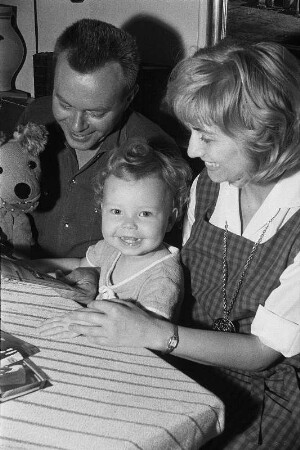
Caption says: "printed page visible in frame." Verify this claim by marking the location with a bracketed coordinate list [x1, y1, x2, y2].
[1, 256, 80, 292]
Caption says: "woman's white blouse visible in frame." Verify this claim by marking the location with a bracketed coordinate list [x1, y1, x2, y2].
[183, 171, 300, 357]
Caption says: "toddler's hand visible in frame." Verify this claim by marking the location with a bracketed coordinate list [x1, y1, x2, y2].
[37, 309, 91, 340]
[55, 267, 100, 304]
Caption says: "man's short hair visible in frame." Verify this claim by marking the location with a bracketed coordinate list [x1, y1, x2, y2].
[54, 18, 140, 91]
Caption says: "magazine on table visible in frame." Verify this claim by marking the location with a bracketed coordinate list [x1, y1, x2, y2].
[0, 330, 40, 366]
[1, 255, 81, 293]
[0, 331, 50, 402]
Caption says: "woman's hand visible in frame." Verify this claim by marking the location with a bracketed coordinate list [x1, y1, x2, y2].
[55, 267, 100, 305]
[38, 299, 173, 350]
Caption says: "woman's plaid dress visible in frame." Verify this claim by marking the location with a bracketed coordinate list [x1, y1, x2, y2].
[180, 170, 300, 449]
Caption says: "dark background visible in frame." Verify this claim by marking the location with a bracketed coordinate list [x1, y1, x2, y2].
[227, 0, 300, 55]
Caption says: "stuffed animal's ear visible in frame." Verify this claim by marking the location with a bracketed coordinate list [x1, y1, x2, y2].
[14, 122, 48, 156]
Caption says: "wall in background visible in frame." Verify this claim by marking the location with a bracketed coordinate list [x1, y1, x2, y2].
[2, 0, 212, 97]
[0, 0, 35, 95]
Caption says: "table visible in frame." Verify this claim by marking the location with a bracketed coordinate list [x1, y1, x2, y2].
[0, 278, 224, 450]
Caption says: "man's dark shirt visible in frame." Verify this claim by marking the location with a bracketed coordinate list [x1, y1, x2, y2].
[19, 96, 180, 258]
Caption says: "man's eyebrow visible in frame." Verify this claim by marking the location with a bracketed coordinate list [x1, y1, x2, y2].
[56, 93, 107, 112]
[86, 107, 108, 113]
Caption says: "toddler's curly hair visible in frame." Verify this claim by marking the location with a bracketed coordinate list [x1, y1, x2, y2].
[94, 138, 193, 221]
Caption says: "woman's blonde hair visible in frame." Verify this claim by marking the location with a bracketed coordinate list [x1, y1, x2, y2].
[166, 40, 300, 184]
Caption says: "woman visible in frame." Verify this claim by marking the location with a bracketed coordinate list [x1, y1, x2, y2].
[39, 41, 300, 448]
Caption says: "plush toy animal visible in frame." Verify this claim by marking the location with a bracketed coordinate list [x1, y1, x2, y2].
[0, 122, 48, 256]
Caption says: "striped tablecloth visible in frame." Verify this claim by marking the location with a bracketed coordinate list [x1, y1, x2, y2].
[0, 279, 224, 450]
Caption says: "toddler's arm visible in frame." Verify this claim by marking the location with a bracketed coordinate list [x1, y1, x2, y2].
[19, 257, 89, 274]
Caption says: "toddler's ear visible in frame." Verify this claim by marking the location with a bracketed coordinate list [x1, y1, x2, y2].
[166, 208, 178, 232]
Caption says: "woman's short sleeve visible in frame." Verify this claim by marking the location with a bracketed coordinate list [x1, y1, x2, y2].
[251, 252, 300, 357]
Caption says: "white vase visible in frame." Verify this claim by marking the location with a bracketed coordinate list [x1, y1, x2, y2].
[0, 6, 24, 92]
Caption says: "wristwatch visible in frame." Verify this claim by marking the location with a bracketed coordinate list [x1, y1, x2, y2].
[164, 324, 179, 354]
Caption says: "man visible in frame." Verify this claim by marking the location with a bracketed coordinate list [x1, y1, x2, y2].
[20, 18, 179, 258]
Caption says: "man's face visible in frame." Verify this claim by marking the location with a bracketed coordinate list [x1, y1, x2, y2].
[52, 53, 133, 151]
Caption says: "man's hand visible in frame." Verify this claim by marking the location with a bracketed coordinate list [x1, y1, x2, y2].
[55, 267, 100, 305]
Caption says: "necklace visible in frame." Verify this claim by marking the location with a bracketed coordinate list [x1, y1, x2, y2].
[212, 212, 279, 333]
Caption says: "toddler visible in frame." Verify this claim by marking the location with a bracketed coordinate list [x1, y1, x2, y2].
[33, 139, 192, 321]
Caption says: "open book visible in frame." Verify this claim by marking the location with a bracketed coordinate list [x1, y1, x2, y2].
[1, 255, 80, 293]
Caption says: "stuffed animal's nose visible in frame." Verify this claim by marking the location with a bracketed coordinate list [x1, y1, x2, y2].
[14, 183, 31, 200]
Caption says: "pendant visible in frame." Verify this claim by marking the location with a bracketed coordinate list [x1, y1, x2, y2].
[212, 318, 236, 333]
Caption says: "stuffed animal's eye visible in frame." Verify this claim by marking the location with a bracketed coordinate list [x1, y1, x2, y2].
[0, 167, 3, 174]
[28, 160, 37, 169]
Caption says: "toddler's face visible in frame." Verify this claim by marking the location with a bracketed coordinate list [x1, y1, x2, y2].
[101, 174, 176, 257]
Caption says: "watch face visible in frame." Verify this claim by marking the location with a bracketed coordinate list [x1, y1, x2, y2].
[164, 325, 179, 354]
[169, 336, 178, 348]
[166, 332, 179, 353]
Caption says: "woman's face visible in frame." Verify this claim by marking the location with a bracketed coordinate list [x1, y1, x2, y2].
[187, 126, 253, 186]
